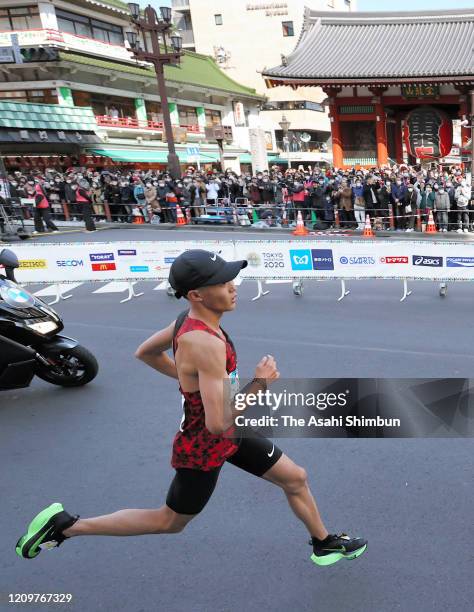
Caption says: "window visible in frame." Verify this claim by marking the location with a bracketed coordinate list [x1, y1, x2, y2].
[0, 89, 57, 104]
[282, 21, 294, 37]
[178, 105, 198, 126]
[56, 9, 124, 45]
[214, 14, 223, 26]
[148, 102, 163, 123]
[0, 6, 41, 31]
[205, 109, 222, 128]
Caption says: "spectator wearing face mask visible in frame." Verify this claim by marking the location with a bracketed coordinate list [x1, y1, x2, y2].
[445, 181, 457, 231]
[91, 181, 105, 220]
[259, 176, 275, 205]
[363, 177, 379, 222]
[334, 180, 354, 229]
[434, 184, 450, 232]
[189, 179, 206, 218]
[455, 180, 471, 233]
[206, 177, 220, 205]
[104, 178, 123, 222]
[401, 184, 418, 232]
[32, 181, 59, 234]
[145, 181, 161, 223]
[76, 179, 97, 232]
[352, 178, 365, 230]
[390, 178, 407, 231]
[376, 180, 392, 230]
[63, 175, 78, 219]
[133, 179, 149, 222]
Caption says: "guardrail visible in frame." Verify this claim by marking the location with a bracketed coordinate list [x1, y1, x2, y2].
[95, 116, 203, 133]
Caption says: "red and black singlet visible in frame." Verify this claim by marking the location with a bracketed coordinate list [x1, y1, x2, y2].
[171, 313, 240, 471]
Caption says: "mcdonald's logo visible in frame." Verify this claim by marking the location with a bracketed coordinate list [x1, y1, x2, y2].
[92, 263, 116, 272]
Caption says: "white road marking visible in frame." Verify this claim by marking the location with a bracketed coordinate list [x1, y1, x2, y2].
[153, 280, 170, 290]
[93, 282, 138, 294]
[34, 283, 83, 297]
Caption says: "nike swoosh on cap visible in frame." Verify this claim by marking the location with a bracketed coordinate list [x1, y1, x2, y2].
[267, 445, 275, 458]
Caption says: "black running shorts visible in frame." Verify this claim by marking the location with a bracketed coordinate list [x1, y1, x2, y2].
[166, 431, 283, 515]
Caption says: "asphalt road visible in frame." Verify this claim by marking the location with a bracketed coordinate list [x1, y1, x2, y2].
[1, 228, 473, 612]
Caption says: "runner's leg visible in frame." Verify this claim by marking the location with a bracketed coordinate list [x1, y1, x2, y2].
[262, 454, 328, 540]
[227, 433, 328, 540]
[62, 467, 221, 537]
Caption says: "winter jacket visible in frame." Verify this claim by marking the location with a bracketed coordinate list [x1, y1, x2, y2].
[455, 185, 471, 208]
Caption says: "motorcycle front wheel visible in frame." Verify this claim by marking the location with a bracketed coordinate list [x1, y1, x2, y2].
[35, 345, 99, 387]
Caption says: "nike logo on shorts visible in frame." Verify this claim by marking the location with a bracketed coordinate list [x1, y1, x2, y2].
[210, 253, 217, 261]
[267, 445, 275, 458]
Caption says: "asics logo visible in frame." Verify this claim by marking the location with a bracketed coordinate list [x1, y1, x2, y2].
[210, 253, 217, 261]
[267, 445, 275, 458]
[292, 255, 309, 265]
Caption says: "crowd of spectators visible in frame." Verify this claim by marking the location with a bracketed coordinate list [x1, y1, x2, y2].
[3, 162, 473, 233]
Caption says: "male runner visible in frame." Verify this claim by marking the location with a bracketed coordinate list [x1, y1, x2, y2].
[16, 249, 367, 567]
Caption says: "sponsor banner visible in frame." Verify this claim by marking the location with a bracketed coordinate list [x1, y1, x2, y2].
[12, 241, 235, 283]
[90, 253, 115, 262]
[92, 262, 116, 272]
[446, 257, 474, 268]
[9, 240, 474, 284]
[19, 259, 47, 269]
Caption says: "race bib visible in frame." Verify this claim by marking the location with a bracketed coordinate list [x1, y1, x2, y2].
[229, 368, 240, 400]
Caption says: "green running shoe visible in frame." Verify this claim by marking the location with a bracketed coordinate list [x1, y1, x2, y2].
[310, 533, 368, 567]
[16, 503, 80, 559]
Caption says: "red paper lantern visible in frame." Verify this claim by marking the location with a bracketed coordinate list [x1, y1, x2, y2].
[403, 106, 453, 159]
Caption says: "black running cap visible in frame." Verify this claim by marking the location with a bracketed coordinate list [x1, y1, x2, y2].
[169, 249, 248, 299]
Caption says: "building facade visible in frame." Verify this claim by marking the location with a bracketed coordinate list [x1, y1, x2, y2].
[264, 9, 474, 169]
[0, 0, 266, 173]
[172, 0, 356, 167]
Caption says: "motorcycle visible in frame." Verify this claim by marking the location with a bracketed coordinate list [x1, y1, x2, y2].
[0, 248, 98, 390]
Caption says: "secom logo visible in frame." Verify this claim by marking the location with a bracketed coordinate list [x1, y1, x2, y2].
[290, 249, 312, 271]
[56, 260, 83, 267]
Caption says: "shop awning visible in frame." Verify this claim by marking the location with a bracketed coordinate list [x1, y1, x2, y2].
[91, 148, 220, 163]
[239, 153, 286, 164]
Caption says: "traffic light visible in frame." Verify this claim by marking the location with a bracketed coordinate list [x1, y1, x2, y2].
[20, 47, 59, 63]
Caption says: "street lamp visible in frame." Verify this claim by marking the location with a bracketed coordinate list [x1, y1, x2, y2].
[128, 3, 184, 179]
[279, 114, 291, 169]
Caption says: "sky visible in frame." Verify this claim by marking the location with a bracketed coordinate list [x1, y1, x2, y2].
[151, 0, 472, 9]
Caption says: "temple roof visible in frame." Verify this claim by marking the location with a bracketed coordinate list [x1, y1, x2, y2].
[263, 9, 474, 85]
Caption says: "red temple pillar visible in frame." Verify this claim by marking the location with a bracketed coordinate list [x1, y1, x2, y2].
[394, 115, 404, 164]
[329, 101, 344, 168]
[459, 95, 470, 148]
[374, 100, 388, 166]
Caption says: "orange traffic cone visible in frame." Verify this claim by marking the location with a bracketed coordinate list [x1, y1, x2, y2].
[176, 204, 186, 226]
[426, 210, 437, 233]
[185, 207, 192, 225]
[292, 210, 309, 236]
[363, 214, 374, 237]
[281, 207, 288, 226]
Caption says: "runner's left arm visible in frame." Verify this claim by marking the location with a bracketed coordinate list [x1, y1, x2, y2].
[135, 320, 178, 379]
